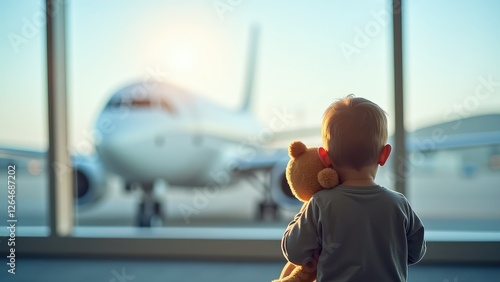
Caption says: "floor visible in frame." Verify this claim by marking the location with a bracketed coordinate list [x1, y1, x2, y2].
[2, 257, 500, 282]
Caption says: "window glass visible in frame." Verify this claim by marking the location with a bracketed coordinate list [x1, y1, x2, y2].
[0, 0, 49, 235]
[404, 0, 500, 231]
[67, 0, 391, 231]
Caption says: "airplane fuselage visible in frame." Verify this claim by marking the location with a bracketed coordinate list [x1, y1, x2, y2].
[95, 83, 263, 187]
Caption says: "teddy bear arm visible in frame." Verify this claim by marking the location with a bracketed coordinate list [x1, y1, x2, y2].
[272, 264, 317, 282]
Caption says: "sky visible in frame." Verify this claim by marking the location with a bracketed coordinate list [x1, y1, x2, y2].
[1, 0, 499, 150]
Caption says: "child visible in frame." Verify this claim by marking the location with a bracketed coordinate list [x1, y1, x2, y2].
[279, 95, 426, 281]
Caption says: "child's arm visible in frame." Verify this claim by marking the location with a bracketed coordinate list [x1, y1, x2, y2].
[406, 203, 426, 265]
[281, 199, 321, 266]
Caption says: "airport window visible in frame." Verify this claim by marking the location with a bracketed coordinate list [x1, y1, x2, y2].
[404, 0, 500, 232]
[66, 0, 392, 232]
[5, 0, 499, 263]
[0, 0, 50, 237]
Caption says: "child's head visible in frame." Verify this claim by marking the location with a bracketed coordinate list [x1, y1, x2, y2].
[321, 95, 388, 171]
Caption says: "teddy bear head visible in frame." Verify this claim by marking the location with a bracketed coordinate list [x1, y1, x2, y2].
[286, 141, 339, 202]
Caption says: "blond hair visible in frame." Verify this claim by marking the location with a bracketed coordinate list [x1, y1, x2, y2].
[322, 95, 388, 170]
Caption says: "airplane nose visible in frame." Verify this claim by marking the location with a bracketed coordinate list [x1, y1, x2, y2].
[95, 131, 150, 180]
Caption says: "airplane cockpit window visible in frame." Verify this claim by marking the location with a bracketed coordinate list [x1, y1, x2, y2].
[105, 98, 123, 109]
[106, 96, 153, 108]
[127, 97, 152, 108]
[105, 95, 176, 114]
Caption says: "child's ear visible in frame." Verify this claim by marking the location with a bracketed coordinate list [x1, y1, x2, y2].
[378, 144, 392, 166]
[318, 147, 333, 168]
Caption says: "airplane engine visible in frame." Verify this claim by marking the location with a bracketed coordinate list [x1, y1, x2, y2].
[72, 155, 108, 207]
[270, 157, 302, 210]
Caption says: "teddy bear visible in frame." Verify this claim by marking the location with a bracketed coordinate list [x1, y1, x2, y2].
[273, 141, 339, 282]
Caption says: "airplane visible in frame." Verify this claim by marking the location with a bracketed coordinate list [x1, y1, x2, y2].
[93, 83, 291, 226]
[0, 26, 300, 227]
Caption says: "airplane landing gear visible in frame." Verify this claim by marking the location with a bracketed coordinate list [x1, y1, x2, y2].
[248, 172, 280, 221]
[257, 199, 279, 221]
[136, 182, 164, 227]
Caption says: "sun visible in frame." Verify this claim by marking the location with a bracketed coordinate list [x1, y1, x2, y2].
[167, 45, 196, 73]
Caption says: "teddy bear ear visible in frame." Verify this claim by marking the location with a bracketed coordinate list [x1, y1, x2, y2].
[289, 141, 308, 159]
[318, 168, 339, 188]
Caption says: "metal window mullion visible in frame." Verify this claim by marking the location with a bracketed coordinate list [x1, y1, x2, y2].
[393, 0, 406, 196]
[46, 0, 73, 237]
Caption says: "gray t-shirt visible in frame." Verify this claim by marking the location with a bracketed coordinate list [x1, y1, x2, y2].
[282, 184, 426, 282]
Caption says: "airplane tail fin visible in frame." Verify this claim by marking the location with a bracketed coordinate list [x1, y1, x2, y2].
[241, 24, 260, 112]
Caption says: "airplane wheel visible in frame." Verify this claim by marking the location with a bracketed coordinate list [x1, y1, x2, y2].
[137, 201, 164, 227]
[125, 182, 133, 192]
[137, 202, 150, 227]
[137, 215, 151, 227]
[257, 201, 279, 221]
[152, 202, 164, 227]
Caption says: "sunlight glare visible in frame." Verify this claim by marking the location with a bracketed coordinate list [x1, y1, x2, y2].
[167, 45, 196, 74]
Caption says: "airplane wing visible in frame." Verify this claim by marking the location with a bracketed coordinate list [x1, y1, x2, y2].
[271, 126, 321, 141]
[408, 114, 500, 151]
[0, 147, 47, 177]
[234, 148, 288, 172]
[270, 115, 500, 151]
[0, 147, 46, 159]
[0, 146, 108, 207]
[233, 128, 500, 173]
